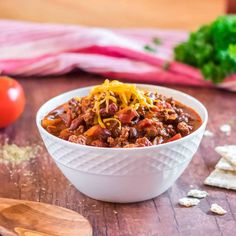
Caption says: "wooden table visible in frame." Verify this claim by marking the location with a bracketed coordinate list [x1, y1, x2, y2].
[0, 73, 236, 236]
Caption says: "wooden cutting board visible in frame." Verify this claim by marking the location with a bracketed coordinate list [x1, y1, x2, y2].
[0, 198, 92, 236]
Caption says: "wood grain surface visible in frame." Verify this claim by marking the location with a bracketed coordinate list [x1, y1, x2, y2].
[0, 0, 225, 30]
[0, 72, 236, 236]
[0, 198, 92, 236]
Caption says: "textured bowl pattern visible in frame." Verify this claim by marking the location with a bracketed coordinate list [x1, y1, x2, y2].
[41, 131, 203, 175]
[37, 84, 207, 202]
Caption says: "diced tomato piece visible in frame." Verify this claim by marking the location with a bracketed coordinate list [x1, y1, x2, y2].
[166, 133, 182, 143]
[84, 125, 102, 137]
[137, 118, 153, 129]
[117, 108, 138, 124]
[84, 125, 111, 139]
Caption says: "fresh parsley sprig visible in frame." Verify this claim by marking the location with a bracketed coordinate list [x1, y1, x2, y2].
[174, 15, 236, 84]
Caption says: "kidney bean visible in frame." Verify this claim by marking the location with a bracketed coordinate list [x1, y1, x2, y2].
[100, 128, 112, 140]
[100, 103, 118, 118]
[100, 108, 109, 118]
[59, 110, 72, 127]
[108, 103, 118, 115]
[69, 117, 84, 131]
[129, 127, 138, 139]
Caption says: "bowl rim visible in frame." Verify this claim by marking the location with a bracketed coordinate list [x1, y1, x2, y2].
[36, 83, 208, 151]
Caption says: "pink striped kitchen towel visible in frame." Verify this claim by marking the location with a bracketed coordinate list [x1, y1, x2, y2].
[0, 20, 235, 91]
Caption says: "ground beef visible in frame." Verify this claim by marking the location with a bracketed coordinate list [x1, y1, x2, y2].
[91, 140, 108, 147]
[176, 113, 190, 123]
[42, 86, 202, 148]
[116, 127, 130, 146]
[164, 109, 178, 122]
[177, 122, 191, 135]
[83, 109, 95, 126]
[107, 137, 118, 147]
[166, 125, 176, 137]
[145, 126, 159, 138]
[69, 98, 82, 117]
[123, 143, 139, 148]
[68, 135, 87, 145]
[77, 125, 85, 134]
[135, 137, 152, 147]
[153, 136, 164, 145]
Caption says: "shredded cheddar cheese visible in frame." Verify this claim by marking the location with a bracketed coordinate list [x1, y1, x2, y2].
[89, 80, 156, 128]
[103, 118, 122, 129]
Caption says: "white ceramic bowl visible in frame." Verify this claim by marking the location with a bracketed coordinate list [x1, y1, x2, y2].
[36, 84, 208, 203]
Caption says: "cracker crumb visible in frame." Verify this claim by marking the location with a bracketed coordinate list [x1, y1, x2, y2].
[187, 189, 208, 199]
[41, 187, 46, 191]
[178, 197, 200, 207]
[0, 142, 41, 166]
[113, 210, 118, 214]
[220, 124, 231, 136]
[210, 203, 227, 215]
[204, 130, 214, 137]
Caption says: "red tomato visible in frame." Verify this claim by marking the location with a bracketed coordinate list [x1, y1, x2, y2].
[166, 133, 182, 143]
[0, 76, 25, 128]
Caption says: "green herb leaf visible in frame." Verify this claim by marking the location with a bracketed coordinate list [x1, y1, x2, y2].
[152, 37, 162, 45]
[144, 45, 156, 53]
[174, 15, 236, 84]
